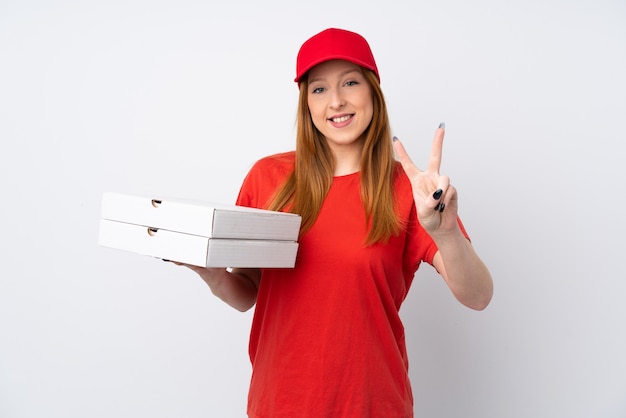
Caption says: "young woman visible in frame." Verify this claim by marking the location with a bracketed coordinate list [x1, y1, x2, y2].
[182, 27, 493, 418]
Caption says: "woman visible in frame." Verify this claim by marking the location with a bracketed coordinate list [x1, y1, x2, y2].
[184, 27, 493, 418]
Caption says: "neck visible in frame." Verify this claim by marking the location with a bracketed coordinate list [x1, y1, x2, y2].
[329, 141, 363, 176]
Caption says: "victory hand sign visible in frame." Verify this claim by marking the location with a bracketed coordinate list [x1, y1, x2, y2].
[393, 123, 458, 238]
[393, 123, 494, 310]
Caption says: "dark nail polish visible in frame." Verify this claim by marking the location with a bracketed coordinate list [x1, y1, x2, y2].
[439, 122, 445, 129]
[392, 136, 398, 142]
[434, 202, 441, 211]
[439, 203, 446, 213]
[433, 189, 443, 200]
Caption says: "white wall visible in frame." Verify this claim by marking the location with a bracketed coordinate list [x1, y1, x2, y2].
[1, 1, 624, 417]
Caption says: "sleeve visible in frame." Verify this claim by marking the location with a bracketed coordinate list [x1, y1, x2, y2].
[235, 153, 294, 210]
[396, 163, 471, 276]
[402, 207, 471, 288]
[235, 162, 261, 209]
[403, 202, 437, 274]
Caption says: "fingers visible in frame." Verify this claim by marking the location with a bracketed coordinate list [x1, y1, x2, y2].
[427, 123, 445, 173]
[432, 176, 451, 212]
[395, 123, 445, 175]
[392, 136, 417, 168]
[394, 124, 451, 213]
[392, 136, 421, 176]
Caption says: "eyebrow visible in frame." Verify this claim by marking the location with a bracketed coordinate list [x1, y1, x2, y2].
[308, 68, 362, 84]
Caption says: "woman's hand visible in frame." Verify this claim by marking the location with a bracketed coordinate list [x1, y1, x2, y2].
[392, 123, 457, 238]
[393, 124, 493, 310]
[165, 261, 261, 312]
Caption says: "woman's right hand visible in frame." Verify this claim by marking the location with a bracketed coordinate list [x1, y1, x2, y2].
[167, 261, 261, 312]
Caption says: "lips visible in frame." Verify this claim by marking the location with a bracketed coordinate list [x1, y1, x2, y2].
[329, 114, 353, 123]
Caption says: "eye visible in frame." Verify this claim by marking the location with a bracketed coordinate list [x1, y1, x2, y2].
[345, 80, 359, 87]
[311, 86, 325, 94]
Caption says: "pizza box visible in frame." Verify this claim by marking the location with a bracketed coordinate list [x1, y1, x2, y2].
[100, 192, 302, 241]
[97, 192, 301, 268]
[98, 219, 299, 268]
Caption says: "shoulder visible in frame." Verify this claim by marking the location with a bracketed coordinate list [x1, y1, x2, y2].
[248, 151, 295, 176]
[237, 151, 294, 209]
[392, 161, 416, 218]
[392, 161, 412, 194]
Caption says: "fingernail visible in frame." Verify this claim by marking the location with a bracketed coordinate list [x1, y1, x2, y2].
[439, 122, 445, 129]
[439, 203, 446, 213]
[392, 136, 398, 142]
[433, 189, 443, 200]
[434, 202, 441, 211]
[162, 259, 171, 262]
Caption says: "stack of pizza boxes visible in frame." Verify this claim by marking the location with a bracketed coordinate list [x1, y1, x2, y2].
[98, 192, 302, 268]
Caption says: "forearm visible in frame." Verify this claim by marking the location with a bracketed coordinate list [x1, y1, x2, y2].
[187, 266, 261, 312]
[432, 228, 493, 311]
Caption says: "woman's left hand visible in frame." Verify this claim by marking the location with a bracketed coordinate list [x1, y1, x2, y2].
[392, 123, 458, 237]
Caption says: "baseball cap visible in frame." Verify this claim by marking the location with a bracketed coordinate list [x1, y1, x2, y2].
[294, 28, 380, 84]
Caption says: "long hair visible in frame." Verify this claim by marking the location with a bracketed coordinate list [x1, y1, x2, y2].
[268, 68, 401, 245]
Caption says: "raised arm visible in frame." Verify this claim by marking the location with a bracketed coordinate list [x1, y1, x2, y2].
[393, 124, 493, 310]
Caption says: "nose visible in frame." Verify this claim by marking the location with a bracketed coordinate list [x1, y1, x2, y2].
[329, 88, 346, 109]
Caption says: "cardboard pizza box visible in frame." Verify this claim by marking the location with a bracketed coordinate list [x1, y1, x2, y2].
[97, 192, 301, 268]
[98, 219, 299, 268]
[100, 192, 302, 241]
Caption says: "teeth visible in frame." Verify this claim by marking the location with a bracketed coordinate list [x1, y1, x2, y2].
[331, 115, 351, 123]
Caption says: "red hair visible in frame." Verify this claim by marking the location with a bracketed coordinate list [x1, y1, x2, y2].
[268, 69, 401, 245]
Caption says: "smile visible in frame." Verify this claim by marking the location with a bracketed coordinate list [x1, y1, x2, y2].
[330, 115, 353, 123]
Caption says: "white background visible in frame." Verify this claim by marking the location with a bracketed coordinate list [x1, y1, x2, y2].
[1, 0, 625, 417]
